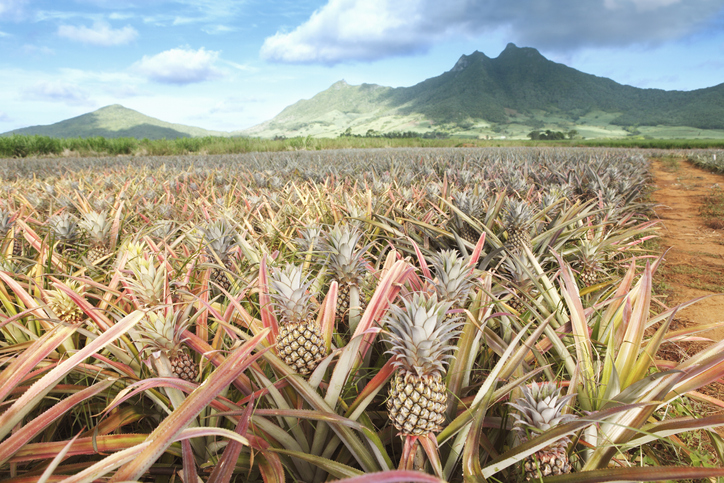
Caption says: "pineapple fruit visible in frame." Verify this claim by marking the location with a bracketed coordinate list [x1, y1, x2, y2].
[0, 209, 23, 258]
[45, 281, 86, 323]
[136, 309, 198, 382]
[502, 258, 539, 315]
[270, 263, 325, 376]
[384, 293, 462, 436]
[202, 220, 239, 293]
[79, 211, 112, 264]
[320, 225, 368, 326]
[451, 191, 484, 244]
[508, 382, 576, 480]
[503, 198, 534, 253]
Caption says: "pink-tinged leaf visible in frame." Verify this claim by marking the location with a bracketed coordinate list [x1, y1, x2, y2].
[467, 232, 486, 270]
[37, 431, 82, 483]
[259, 255, 279, 345]
[541, 466, 724, 482]
[0, 324, 77, 406]
[90, 353, 136, 379]
[320, 281, 338, 352]
[272, 447, 362, 479]
[196, 270, 210, 343]
[182, 329, 254, 395]
[0, 270, 50, 321]
[687, 390, 724, 409]
[409, 238, 432, 280]
[257, 452, 286, 483]
[334, 470, 445, 483]
[55, 440, 151, 483]
[0, 310, 145, 443]
[0, 379, 114, 465]
[208, 396, 254, 483]
[9, 434, 149, 463]
[182, 439, 197, 483]
[418, 433, 443, 479]
[618, 262, 653, 389]
[110, 329, 269, 482]
[346, 358, 396, 418]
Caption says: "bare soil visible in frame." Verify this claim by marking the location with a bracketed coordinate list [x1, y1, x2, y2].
[650, 158, 724, 342]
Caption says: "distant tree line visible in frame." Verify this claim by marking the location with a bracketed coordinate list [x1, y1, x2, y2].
[338, 128, 450, 139]
[527, 129, 578, 140]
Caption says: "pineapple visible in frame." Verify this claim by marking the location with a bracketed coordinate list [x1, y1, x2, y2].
[45, 281, 86, 323]
[502, 258, 539, 315]
[503, 198, 534, 253]
[0, 209, 23, 258]
[48, 213, 79, 256]
[428, 249, 477, 315]
[385, 293, 462, 436]
[451, 191, 484, 244]
[136, 309, 198, 382]
[572, 239, 608, 287]
[270, 263, 325, 376]
[201, 220, 239, 293]
[508, 382, 576, 481]
[79, 211, 112, 264]
[320, 225, 369, 325]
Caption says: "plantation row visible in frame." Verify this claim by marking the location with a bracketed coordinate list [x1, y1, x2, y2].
[0, 147, 722, 482]
[4, 133, 724, 159]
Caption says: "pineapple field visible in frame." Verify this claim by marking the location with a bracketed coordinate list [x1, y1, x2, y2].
[0, 146, 723, 482]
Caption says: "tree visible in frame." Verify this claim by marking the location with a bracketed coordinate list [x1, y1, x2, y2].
[567, 129, 578, 139]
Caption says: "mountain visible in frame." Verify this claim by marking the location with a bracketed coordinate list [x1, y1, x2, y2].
[243, 43, 724, 139]
[2, 104, 227, 140]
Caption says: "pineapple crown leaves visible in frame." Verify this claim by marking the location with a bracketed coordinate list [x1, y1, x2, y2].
[79, 210, 111, 243]
[428, 249, 477, 305]
[319, 224, 370, 285]
[452, 191, 485, 218]
[125, 251, 166, 308]
[45, 280, 86, 322]
[269, 263, 315, 324]
[383, 293, 463, 378]
[48, 213, 78, 241]
[503, 197, 535, 229]
[0, 209, 14, 237]
[507, 382, 577, 437]
[201, 219, 238, 261]
[136, 306, 197, 358]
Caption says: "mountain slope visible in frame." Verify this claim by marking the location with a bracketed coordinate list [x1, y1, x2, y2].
[244, 43, 724, 138]
[2, 105, 227, 140]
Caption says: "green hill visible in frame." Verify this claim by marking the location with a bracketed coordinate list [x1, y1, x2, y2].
[242, 43, 724, 139]
[2, 104, 227, 140]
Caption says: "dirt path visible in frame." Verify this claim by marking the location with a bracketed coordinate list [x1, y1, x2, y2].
[650, 158, 724, 341]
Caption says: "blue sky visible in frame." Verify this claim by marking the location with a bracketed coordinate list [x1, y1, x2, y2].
[1, 0, 724, 133]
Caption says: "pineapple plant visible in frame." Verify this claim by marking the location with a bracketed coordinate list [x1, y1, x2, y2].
[572, 239, 608, 286]
[451, 191, 484, 244]
[508, 382, 576, 481]
[201, 220, 239, 293]
[384, 293, 462, 436]
[320, 225, 369, 326]
[428, 249, 477, 315]
[0, 209, 23, 258]
[79, 211, 112, 264]
[270, 263, 325, 376]
[502, 258, 539, 315]
[503, 198, 535, 253]
[48, 213, 79, 256]
[136, 309, 199, 382]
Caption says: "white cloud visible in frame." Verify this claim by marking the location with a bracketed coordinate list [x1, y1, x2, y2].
[0, 30, 10, 37]
[22, 81, 92, 105]
[0, 0, 28, 20]
[22, 44, 55, 55]
[134, 47, 223, 84]
[57, 21, 138, 46]
[0, 111, 10, 122]
[261, 0, 724, 64]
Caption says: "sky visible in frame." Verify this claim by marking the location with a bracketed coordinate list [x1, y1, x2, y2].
[1, 0, 724, 133]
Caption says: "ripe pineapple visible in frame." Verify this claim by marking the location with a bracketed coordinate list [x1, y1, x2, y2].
[45, 281, 86, 323]
[508, 382, 576, 481]
[202, 220, 239, 293]
[503, 198, 534, 253]
[270, 263, 325, 376]
[451, 191, 484, 244]
[320, 225, 368, 324]
[79, 211, 112, 264]
[48, 213, 79, 256]
[136, 309, 198, 382]
[428, 249, 477, 315]
[385, 293, 462, 436]
[573, 240, 607, 287]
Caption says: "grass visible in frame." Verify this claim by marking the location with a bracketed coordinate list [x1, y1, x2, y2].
[700, 187, 724, 230]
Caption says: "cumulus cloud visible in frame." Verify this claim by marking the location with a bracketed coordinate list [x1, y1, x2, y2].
[23, 81, 92, 105]
[57, 21, 138, 46]
[260, 0, 724, 64]
[134, 47, 222, 84]
[0, 0, 28, 20]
